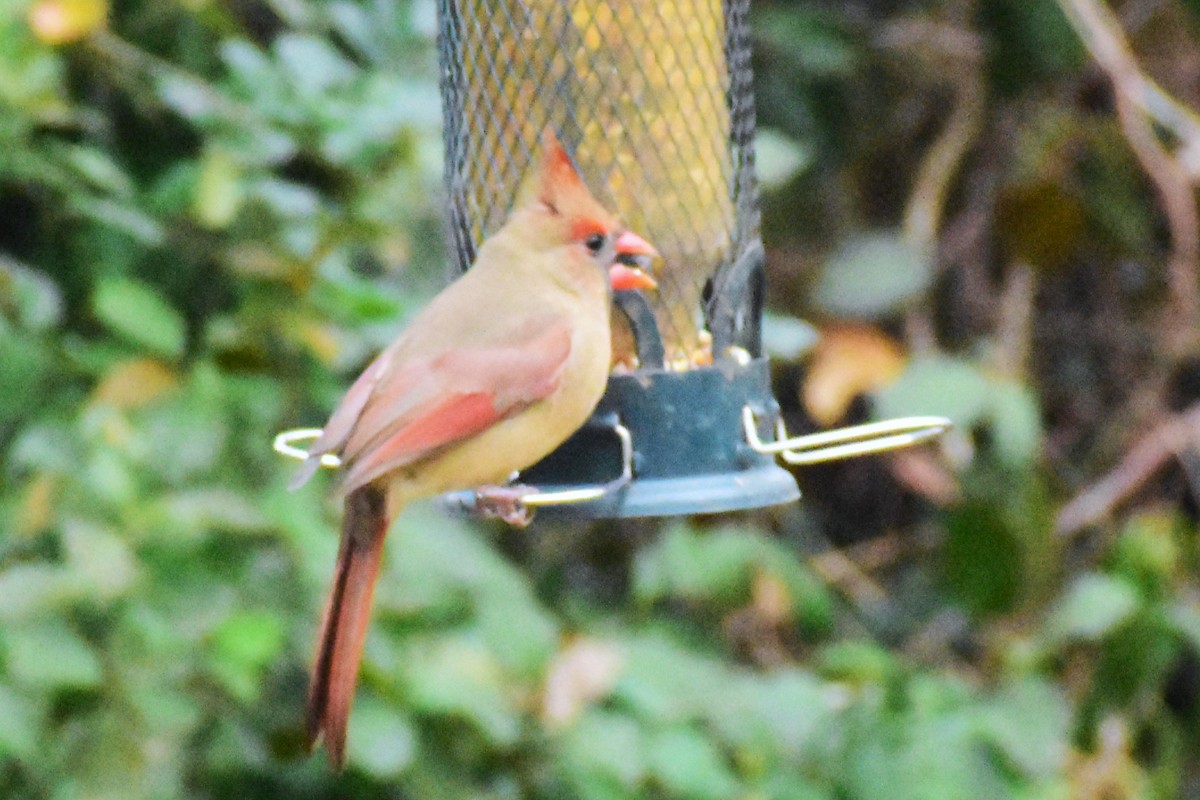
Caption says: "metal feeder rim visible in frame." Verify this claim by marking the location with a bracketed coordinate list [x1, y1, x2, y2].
[742, 407, 953, 466]
[440, 462, 802, 520]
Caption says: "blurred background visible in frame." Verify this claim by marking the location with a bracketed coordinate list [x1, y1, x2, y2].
[2, 0, 1200, 797]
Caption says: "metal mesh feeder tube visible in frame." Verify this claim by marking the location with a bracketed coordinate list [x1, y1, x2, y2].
[440, 0, 763, 360]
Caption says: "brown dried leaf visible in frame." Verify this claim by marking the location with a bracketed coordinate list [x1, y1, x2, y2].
[803, 323, 906, 426]
[889, 450, 960, 505]
[540, 637, 624, 729]
[16, 474, 57, 538]
[91, 358, 177, 410]
[751, 570, 792, 626]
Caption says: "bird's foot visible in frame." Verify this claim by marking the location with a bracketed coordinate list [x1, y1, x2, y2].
[474, 484, 537, 528]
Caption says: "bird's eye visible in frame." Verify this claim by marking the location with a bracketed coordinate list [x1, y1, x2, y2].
[585, 233, 606, 253]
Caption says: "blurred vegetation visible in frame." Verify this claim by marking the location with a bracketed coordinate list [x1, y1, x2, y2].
[2, 0, 1200, 798]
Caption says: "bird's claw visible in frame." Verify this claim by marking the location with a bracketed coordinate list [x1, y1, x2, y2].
[474, 484, 537, 528]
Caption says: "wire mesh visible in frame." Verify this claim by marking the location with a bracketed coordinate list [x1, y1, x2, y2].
[438, 0, 760, 368]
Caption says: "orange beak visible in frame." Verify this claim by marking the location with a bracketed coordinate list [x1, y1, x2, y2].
[610, 230, 658, 291]
[614, 230, 658, 261]
[610, 263, 658, 291]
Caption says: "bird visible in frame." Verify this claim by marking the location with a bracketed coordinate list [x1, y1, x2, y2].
[290, 129, 657, 768]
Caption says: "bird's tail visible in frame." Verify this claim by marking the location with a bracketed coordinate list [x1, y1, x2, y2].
[305, 485, 389, 769]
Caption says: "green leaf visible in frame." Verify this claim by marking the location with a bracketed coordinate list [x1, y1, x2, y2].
[901, 714, 1010, 800]
[875, 355, 992, 429]
[813, 231, 933, 317]
[819, 640, 897, 685]
[210, 610, 285, 670]
[1089, 610, 1181, 712]
[7, 622, 103, 690]
[62, 519, 138, 601]
[559, 710, 647, 800]
[1046, 573, 1140, 643]
[632, 523, 756, 606]
[646, 727, 740, 800]
[762, 312, 820, 360]
[63, 145, 134, 197]
[273, 33, 357, 97]
[346, 693, 418, 778]
[0, 332, 50, 424]
[1169, 604, 1200, 654]
[0, 257, 63, 331]
[708, 670, 832, 761]
[978, 678, 1069, 778]
[1112, 511, 1181, 596]
[756, 128, 813, 189]
[192, 147, 243, 229]
[944, 499, 1024, 617]
[757, 540, 835, 635]
[402, 633, 521, 745]
[6, 421, 79, 474]
[979, 0, 1084, 95]
[878, 357, 1042, 466]
[614, 635, 729, 723]
[987, 380, 1043, 466]
[208, 611, 285, 703]
[158, 489, 271, 539]
[155, 73, 220, 120]
[753, 7, 859, 76]
[72, 197, 166, 246]
[0, 564, 80, 622]
[0, 684, 39, 759]
[92, 278, 186, 358]
[474, 588, 558, 678]
[246, 177, 321, 220]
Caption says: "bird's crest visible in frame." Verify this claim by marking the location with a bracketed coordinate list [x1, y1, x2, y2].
[536, 128, 585, 209]
[514, 128, 612, 228]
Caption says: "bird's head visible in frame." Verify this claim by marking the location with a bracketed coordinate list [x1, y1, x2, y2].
[512, 129, 658, 293]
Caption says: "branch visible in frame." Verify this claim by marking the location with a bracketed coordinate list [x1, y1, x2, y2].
[1055, 0, 1200, 339]
[1056, 401, 1200, 536]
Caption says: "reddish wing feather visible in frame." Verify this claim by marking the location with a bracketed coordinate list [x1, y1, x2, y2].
[338, 321, 573, 492]
[343, 392, 499, 490]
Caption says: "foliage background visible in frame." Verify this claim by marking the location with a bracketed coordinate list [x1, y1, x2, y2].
[2, 0, 1200, 797]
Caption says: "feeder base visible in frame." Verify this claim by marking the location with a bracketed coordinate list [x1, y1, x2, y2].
[440, 461, 798, 521]
[438, 357, 799, 521]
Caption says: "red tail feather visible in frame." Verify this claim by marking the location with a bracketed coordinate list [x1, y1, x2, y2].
[306, 485, 390, 769]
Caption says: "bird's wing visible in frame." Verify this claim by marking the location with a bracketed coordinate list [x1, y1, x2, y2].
[323, 317, 572, 492]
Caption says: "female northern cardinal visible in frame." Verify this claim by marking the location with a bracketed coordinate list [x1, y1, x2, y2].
[290, 130, 657, 768]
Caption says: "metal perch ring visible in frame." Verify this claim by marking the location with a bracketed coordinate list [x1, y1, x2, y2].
[273, 429, 342, 468]
[742, 407, 953, 466]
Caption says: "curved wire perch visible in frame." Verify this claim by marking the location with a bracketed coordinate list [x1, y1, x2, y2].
[521, 422, 634, 507]
[271, 423, 635, 508]
[742, 407, 952, 466]
[273, 429, 342, 468]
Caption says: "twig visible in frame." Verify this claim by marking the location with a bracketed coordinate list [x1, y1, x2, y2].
[86, 31, 263, 130]
[875, 19, 987, 260]
[807, 527, 944, 609]
[1056, 401, 1200, 536]
[808, 549, 888, 607]
[877, 15, 986, 358]
[1055, 0, 1200, 342]
[992, 260, 1035, 379]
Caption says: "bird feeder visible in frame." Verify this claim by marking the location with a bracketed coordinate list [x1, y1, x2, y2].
[275, 0, 950, 518]
[432, 0, 948, 518]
